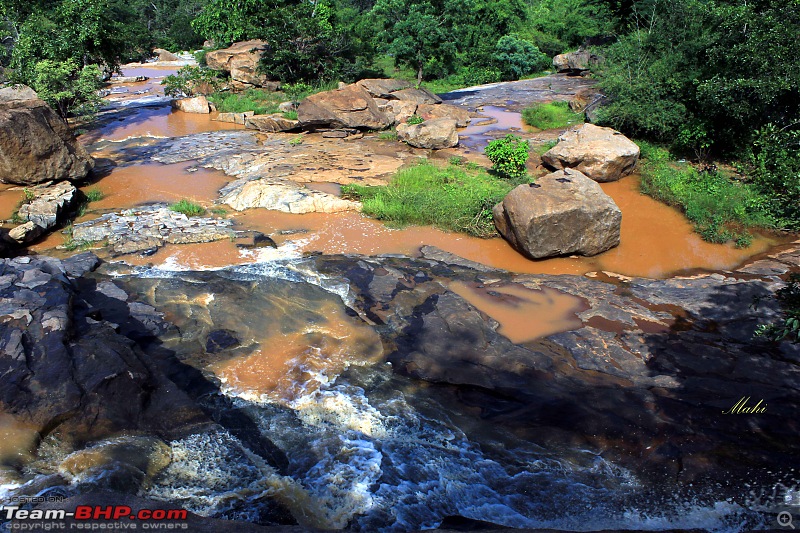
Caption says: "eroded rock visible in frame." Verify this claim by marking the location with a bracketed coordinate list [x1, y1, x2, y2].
[7, 181, 79, 243]
[396, 118, 459, 149]
[205, 40, 278, 89]
[542, 123, 640, 182]
[297, 84, 391, 131]
[493, 169, 621, 258]
[0, 86, 95, 185]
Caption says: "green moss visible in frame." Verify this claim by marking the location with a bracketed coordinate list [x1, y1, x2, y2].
[341, 160, 515, 237]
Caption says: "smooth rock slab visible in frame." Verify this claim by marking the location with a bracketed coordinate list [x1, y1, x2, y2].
[542, 123, 640, 182]
[493, 168, 621, 258]
[297, 84, 391, 131]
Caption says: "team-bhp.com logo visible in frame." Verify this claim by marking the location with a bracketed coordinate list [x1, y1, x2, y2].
[2, 505, 188, 530]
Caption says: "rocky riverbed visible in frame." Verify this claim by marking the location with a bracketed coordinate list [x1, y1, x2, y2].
[1, 68, 799, 532]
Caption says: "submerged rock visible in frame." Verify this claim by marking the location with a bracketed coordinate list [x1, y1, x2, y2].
[0, 86, 95, 185]
[493, 169, 621, 258]
[542, 123, 640, 182]
[396, 118, 459, 149]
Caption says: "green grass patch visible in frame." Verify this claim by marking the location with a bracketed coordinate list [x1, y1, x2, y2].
[169, 199, 205, 217]
[208, 89, 282, 115]
[85, 188, 104, 202]
[522, 101, 584, 130]
[211, 207, 228, 216]
[341, 160, 517, 237]
[378, 128, 398, 141]
[637, 141, 774, 246]
[282, 110, 298, 120]
[533, 140, 558, 156]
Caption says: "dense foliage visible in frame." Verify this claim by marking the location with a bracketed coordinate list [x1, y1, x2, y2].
[484, 134, 530, 181]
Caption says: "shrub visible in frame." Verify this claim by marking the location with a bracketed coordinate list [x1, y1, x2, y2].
[755, 274, 800, 344]
[747, 124, 800, 230]
[406, 114, 424, 125]
[169, 199, 205, 217]
[31, 60, 103, 120]
[162, 66, 221, 97]
[522, 101, 583, 130]
[341, 160, 514, 237]
[492, 34, 549, 81]
[484, 134, 530, 181]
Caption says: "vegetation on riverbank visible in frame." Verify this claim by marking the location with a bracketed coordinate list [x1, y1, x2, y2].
[342, 160, 521, 237]
[636, 142, 773, 247]
[522, 101, 583, 131]
[169, 199, 205, 217]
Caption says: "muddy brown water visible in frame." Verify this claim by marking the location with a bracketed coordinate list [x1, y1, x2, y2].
[0, 185, 23, 222]
[448, 281, 585, 343]
[81, 107, 243, 143]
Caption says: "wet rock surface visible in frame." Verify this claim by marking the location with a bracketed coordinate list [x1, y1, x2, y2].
[493, 169, 622, 258]
[71, 204, 236, 255]
[0, 86, 95, 185]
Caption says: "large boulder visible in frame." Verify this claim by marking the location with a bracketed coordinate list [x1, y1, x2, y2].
[356, 78, 414, 99]
[416, 103, 471, 127]
[152, 48, 179, 61]
[0, 86, 94, 186]
[244, 114, 299, 133]
[205, 40, 275, 88]
[297, 84, 391, 130]
[541, 123, 639, 182]
[396, 118, 459, 149]
[553, 49, 602, 75]
[376, 99, 418, 126]
[171, 95, 210, 114]
[392, 87, 442, 104]
[493, 168, 621, 259]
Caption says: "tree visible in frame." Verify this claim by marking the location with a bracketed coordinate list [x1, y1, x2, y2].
[371, 0, 457, 85]
[31, 59, 103, 120]
[492, 34, 549, 81]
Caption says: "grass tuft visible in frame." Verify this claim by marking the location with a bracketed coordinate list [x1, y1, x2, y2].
[85, 188, 104, 202]
[522, 101, 584, 130]
[169, 199, 205, 217]
[341, 160, 515, 238]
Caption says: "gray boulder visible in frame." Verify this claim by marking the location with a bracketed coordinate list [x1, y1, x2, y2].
[396, 118, 459, 149]
[493, 168, 621, 259]
[8, 181, 79, 243]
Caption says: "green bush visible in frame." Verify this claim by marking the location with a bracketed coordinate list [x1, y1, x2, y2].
[522, 101, 583, 130]
[341, 160, 514, 237]
[169, 199, 205, 217]
[162, 66, 222, 97]
[747, 124, 800, 230]
[31, 59, 103, 120]
[755, 273, 800, 344]
[492, 34, 549, 81]
[406, 114, 425, 125]
[484, 134, 530, 181]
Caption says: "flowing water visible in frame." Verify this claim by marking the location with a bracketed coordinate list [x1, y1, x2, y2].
[5, 77, 797, 531]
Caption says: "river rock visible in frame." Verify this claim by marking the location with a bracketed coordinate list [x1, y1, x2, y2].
[553, 49, 602, 75]
[378, 99, 418, 125]
[244, 114, 299, 132]
[493, 168, 621, 258]
[396, 118, 459, 149]
[416, 103, 471, 127]
[0, 86, 95, 185]
[8, 181, 79, 243]
[542, 123, 640, 182]
[172, 95, 210, 114]
[71, 204, 236, 255]
[297, 84, 391, 131]
[355, 78, 414, 99]
[153, 48, 180, 61]
[205, 40, 277, 89]
[219, 178, 360, 214]
[214, 111, 254, 124]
